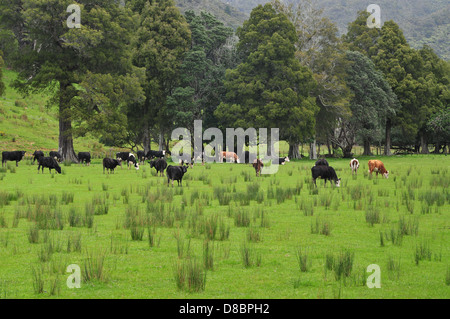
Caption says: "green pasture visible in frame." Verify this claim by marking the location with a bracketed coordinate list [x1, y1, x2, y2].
[0, 155, 448, 299]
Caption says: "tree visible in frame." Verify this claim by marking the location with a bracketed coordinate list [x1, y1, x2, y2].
[130, 0, 191, 153]
[214, 4, 318, 157]
[340, 51, 398, 157]
[166, 10, 236, 139]
[4, 0, 139, 161]
[427, 108, 450, 154]
[271, 0, 350, 159]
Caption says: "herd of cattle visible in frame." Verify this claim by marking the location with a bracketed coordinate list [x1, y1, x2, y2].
[1, 149, 390, 187]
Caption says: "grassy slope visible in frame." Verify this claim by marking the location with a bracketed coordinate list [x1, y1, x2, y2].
[0, 155, 448, 298]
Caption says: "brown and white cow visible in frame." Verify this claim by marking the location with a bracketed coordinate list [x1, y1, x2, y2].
[252, 159, 264, 177]
[350, 158, 360, 175]
[368, 160, 389, 178]
[220, 151, 240, 163]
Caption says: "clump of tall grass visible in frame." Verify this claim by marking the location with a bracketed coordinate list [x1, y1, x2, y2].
[173, 259, 206, 292]
[83, 248, 108, 283]
[296, 246, 310, 272]
[67, 233, 82, 253]
[398, 215, 419, 236]
[61, 192, 74, 205]
[27, 225, 40, 244]
[311, 217, 331, 236]
[387, 255, 401, 279]
[333, 249, 354, 281]
[414, 240, 432, 265]
[240, 241, 261, 268]
[68, 207, 83, 227]
[365, 205, 380, 226]
[31, 264, 45, 294]
[247, 227, 262, 243]
[234, 209, 251, 227]
[203, 240, 214, 271]
[174, 231, 191, 259]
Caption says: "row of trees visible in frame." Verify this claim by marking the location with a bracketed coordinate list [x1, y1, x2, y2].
[0, 0, 448, 160]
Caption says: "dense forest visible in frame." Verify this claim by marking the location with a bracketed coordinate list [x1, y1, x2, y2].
[0, 0, 449, 161]
[221, 0, 450, 60]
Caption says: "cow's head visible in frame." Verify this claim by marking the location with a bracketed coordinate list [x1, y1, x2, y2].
[149, 160, 155, 168]
[55, 166, 62, 174]
[383, 171, 389, 179]
[285, 156, 290, 162]
[335, 178, 341, 187]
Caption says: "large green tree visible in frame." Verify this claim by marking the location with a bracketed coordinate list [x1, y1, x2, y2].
[130, 0, 191, 153]
[2, 0, 139, 161]
[341, 51, 398, 157]
[271, 0, 350, 159]
[214, 4, 318, 158]
[166, 10, 235, 135]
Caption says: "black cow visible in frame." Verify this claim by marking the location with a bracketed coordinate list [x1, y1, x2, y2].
[315, 158, 329, 166]
[78, 152, 91, 166]
[103, 158, 122, 174]
[137, 150, 146, 163]
[274, 156, 290, 165]
[146, 150, 166, 159]
[49, 151, 62, 162]
[32, 151, 44, 164]
[149, 158, 168, 176]
[166, 165, 188, 187]
[2, 151, 26, 167]
[116, 152, 139, 170]
[37, 157, 61, 174]
[311, 165, 341, 187]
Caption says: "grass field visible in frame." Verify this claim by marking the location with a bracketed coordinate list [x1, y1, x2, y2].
[0, 155, 448, 299]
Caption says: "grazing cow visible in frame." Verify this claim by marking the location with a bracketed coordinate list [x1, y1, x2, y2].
[311, 165, 341, 187]
[149, 158, 168, 176]
[252, 159, 264, 177]
[37, 157, 61, 174]
[368, 160, 389, 178]
[116, 152, 139, 170]
[32, 151, 44, 164]
[274, 156, 290, 165]
[220, 151, 240, 163]
[103, 158, 122, 174]
[146, 150, 166, 159]
[315, 158, 329, 166]
[136, 150, 147, 163]
[166, 165, 188, 187]
[49, 151, 62, 162]
[350, 158, 360, 175]
[2, 151, 26, 167]
[78, 152, 91, 166]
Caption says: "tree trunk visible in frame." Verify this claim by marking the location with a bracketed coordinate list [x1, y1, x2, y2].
[288, 142, 301, 159]
[158, 130, 164, 151]
[143, 122, 151, 154]
[326, 136, 332, 156]
[420, 132, 429, 154]
[342, 145, 353, 158]
[384, 118, 392, 156]
[58, 83, 78, 163]
[309, 139, 317, 160]
[363, 139, 372, 156]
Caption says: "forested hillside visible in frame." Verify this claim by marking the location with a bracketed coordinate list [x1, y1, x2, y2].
[219, 0, 450, 60]
[175, 0, 248, 29]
